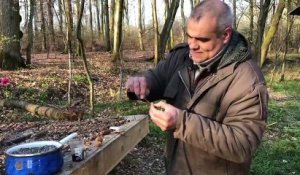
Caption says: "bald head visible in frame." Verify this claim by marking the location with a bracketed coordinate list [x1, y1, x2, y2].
[189, 0, 233, 36]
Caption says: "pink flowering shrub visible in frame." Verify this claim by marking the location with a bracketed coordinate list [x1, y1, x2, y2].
[0, 77, 10, 86]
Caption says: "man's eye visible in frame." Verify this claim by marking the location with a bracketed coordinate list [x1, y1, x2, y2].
[186, 34, 192, 39]
[195, 38, 210, 42]
[186, 33, 210, 42]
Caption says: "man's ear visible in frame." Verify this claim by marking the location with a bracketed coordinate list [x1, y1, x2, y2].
[223, 27, 232, 44]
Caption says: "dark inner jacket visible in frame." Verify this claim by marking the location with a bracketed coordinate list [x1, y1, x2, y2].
[142, 31, 268, 175]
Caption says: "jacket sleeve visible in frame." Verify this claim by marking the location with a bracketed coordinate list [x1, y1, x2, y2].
[144, 46, 188, 101]
[173, 82, 268, 163]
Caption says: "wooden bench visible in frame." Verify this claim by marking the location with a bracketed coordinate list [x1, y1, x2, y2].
[59, 115, 149, 175]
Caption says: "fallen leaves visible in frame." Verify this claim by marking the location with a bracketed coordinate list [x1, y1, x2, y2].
[0, 51, 155, 174]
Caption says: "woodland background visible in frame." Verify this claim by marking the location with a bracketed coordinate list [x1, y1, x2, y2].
[0, 0, 300, 174]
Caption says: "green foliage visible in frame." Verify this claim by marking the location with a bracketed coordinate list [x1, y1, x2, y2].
[41, 81, 49, 89]
[251, 138, 300, 175]
[95, 100, 149, 116]
[0, 35, 9, 49]
[0, 35, 19, 49]
[139, 122, 165, 148]
[270, 80, 300, 97]
[3, 88, 13, 99]
[251, 79, 300, 174]
[38, 91, 49, 102]
[73, 74, 88, 84]
[148, 122, 166, 138]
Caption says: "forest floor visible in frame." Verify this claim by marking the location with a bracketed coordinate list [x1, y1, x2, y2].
[0, 51, 299, 174]
[0, 51, 166, 174]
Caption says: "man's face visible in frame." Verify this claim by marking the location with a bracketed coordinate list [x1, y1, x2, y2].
[186, 16, 231, 63]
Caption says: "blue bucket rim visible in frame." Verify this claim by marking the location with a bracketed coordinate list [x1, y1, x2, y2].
[5, 141, 62, 157]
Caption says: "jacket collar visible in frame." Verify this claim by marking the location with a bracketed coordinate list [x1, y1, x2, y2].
[177, 31, 251, 107]
[186, 63, 237, 109]
[218, 31, 251, 69]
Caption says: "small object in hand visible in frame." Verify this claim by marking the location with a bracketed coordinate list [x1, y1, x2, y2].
[142, 98, 151, 104]
[154, 105, 165, 111]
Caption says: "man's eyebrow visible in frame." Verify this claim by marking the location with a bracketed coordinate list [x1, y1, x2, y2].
[186, 32, 210, 41]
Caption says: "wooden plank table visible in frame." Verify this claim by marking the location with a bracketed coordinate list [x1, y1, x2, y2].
[59, 115, 149, 175]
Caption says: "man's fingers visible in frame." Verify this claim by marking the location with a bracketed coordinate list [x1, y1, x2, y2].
[151, 117, 166, 131]
[126, 76, 149, 99]
[149, 103, 170, 130]
[126, 78, 134, 92]
[149, 105, 167, 130]
[133, 77, 141, 96]
[139, 77, 147, 99]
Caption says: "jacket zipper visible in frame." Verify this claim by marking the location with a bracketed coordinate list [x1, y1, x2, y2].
[194, 74, 214, 95]
[178, 71, 192, 98]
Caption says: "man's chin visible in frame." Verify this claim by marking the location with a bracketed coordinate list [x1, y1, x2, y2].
[191, 57, 207, 63]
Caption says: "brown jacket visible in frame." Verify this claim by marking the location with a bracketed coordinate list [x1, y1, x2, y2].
[144, 31, 268, 175]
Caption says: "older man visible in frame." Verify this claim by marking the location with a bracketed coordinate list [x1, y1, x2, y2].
[126, 0, 268, 174]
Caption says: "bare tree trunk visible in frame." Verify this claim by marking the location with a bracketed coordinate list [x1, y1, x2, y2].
[95, 0, 101, 38]
[124, 0, 129, 27]
[110, 0, 115, 46]
[280, 0, 293, 81]
[181, 0, 186, 42]
[261, 0, 285, 67]
[103, 0, 111, 51]
[142, 2, 145, 31]
[89, 0, 94, 44]
[190, 0, 193, 10]
[33, 0, 39, 36]
[164, 0, 169, 49]
[232, 0, 237, 30]
[112, 0, 124, 62]
[158, 0, 180, 62]
[169, 27, 174, 48]
[24, 0, 29, 28]
[57, 0, 64, 33]
[165, 0, 174, 49]
[249, 0, 254, 44]
[77, 0, 94, 116]
[0, 0, 25, 70]
[256, 0, 271, 65]
[40, 0, 47, 52]
[26, 0, 35, 65]
[0, 99, 83, 120]
[47, 0, 55, 46]
[65, 0, 74, 106]
[75, 0, 82, 56]
[100, 1, 104, 38]
[138, 0, 145, 51]
[152, 0, 159, 64]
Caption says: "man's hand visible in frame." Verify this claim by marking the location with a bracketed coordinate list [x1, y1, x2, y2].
[125, 76, 150, 99]
[149, 101, 181, 131]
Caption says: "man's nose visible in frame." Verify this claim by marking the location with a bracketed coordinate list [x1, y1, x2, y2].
[188, 38, 199, 50]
